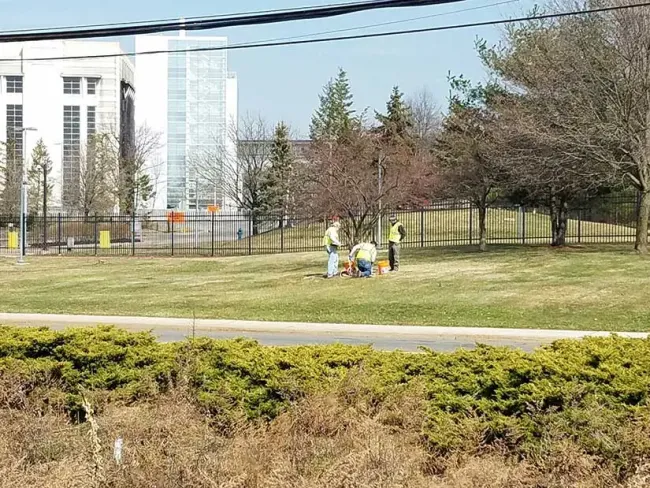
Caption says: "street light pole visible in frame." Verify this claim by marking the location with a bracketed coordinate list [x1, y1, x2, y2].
[17, 127, 37, 266]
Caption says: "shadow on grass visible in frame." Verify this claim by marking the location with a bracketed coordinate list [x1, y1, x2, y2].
[401, 243, 640, 261]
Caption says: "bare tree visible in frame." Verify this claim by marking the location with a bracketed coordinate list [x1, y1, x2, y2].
[105, 125, 161, 214]
[492, 95, 615, 246]
[189, 114, 272, 235]
[434, 77, 504, 252]
[230, 115, 273, 235]
[304, 126, 432, 247]
[74, 135, 116, 217]
[481, 0, 650, 252]
[188, 136, 227, 209]
[408, 88, 441, 147]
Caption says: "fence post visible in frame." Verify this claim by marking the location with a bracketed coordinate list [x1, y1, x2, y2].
[420, 209, 425, 248]
[43, 213, 48, 251]
[171, 213, 175, 257]
[522, 206, 526, 245]
[578, 209, 582, 244]
[248, 214, 253, 256]
[281, 217, 285, 253]
[57, 213, 62, 255]
[131, 212, 136, 256]
[211, 211, 215, 257]
[468, 202, 473, 246]
[94, 214, 98, 256]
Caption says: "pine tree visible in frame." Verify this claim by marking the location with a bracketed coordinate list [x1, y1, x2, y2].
[262, 122, 295, 226]
[310, 68, 355, 141]
[0, 140, 21, 215]
[28, 139, 53, 215]
[376, 86, 414, 144]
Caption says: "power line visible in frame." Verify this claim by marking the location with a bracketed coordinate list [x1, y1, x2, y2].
[2, 1, 647, 63]
[0, 0, 464, 43]
[233, 0, 520, 48]
[0, 0, 385, 34]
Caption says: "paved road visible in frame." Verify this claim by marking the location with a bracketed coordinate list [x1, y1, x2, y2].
[0, 313, 646, 352]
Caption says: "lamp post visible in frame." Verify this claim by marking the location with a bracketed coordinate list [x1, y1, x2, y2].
[17, 127, 37, 265]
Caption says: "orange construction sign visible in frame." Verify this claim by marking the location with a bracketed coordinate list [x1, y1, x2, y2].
[207, 205, 221, 214]
[167, 211, 185, 223]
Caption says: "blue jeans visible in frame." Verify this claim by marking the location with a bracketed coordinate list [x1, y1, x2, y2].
[357, 259, 372, 277]
[326, 246, 339, 277]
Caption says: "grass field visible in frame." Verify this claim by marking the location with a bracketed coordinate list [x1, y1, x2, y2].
[1, 245, 649, 331]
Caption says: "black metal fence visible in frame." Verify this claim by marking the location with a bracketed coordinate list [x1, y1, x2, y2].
[0, 196, 641, 257]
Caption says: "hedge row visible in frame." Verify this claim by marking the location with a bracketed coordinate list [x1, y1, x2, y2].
[2, 326, 650, 477]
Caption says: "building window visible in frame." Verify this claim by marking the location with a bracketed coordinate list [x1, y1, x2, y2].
[63, 105, 81, 209]
[6, 104, 23, 161]
[6, 76, 23, 94]
[87, 106, 96, 137]
[63, 77, 81, 95]
[87, 78, 99, 95]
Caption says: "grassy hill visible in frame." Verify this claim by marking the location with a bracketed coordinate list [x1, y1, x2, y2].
[219, 207, 637, 255]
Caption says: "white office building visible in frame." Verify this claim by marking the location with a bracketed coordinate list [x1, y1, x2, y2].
[0, 40, 134, 212]
[135, 33, 238, 210]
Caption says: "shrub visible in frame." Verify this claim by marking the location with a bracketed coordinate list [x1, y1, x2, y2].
[2, 327, 650, 479]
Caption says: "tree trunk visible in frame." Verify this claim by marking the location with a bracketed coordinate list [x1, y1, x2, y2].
[252, 215, 260, 236]
[551, 197, 568, 247]
[478, 204, 487, 252]
[636, 190, 650, 254]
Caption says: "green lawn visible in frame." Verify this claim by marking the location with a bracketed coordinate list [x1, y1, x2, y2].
[1, 245, 649, 331]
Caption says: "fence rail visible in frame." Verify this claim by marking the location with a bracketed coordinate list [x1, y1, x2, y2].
[0, 197, 641, 257]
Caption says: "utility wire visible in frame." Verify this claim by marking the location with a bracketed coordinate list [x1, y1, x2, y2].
[0, 0, 464, 43]
[0, 0, 390, 34]
[2, 1, 648, 62]
[232, 0, 519, 48]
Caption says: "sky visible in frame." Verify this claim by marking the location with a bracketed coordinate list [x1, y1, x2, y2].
[0, 0, 538, 137]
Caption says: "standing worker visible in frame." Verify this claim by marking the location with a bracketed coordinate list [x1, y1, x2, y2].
[323, 221, 341, 278]
[388, 215, 406, 272]
[349, 240, 378, 278]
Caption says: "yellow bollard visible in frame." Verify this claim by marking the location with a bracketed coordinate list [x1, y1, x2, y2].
[99, 230, 111, 249]
[7, 231, 18, 250]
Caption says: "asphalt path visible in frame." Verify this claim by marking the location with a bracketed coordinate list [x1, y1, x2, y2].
[1, 313, 647, 352]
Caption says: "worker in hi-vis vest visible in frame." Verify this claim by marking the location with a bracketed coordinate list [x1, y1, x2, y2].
[323, 221, 341, 278]
[388, 215, 407, 272]
[349, 241, 378, 278]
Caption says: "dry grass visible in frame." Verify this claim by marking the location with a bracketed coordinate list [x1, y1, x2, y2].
[0, 387, 644, 488]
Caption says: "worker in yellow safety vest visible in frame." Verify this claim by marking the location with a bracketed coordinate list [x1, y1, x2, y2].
[323, 221, 341, 278]
[349, 241, 378, 278]
[388, 215, 406, 272]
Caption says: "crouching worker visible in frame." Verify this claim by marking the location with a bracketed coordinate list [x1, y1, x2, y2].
[349, 241, 378, 278]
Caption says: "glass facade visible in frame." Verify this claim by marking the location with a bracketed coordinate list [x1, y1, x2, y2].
[6, 104, 23, 161]
[166, 38, 228, 209]
[62, 105, 81, 208]
[87, 106, 96, 137]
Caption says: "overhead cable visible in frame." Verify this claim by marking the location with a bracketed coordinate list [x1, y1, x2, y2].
[0, 0, 464, 43]
[2, 1, 648, 62]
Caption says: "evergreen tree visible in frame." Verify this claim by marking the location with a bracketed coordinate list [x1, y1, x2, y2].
[28, 139, 53, 215]
[262, 122, 295, 226]
[310, 68, 355, 141]
[375, 86, 414, 144]
[0, 140, 21, 215]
